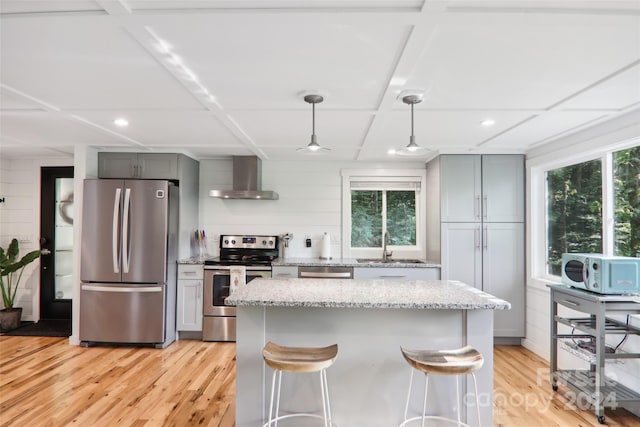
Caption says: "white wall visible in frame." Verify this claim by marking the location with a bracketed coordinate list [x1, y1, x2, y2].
[199, 159, 426, 259]
[524, 109, 640, 416]
[0, 155, 73, 320]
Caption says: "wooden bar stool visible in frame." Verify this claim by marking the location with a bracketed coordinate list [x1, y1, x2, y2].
[399, 345, 484, 427]
[262, 341, 339, 427]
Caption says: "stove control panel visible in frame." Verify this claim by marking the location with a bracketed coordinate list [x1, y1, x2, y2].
[220, 234, 278, 249]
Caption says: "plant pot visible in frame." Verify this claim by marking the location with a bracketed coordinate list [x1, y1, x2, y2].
[0, 307, 22, 332]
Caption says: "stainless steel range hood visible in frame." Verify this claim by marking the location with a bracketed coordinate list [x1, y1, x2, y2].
[209, 156, 279, 200]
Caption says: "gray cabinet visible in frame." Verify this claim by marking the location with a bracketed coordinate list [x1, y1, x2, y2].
[98, 153, 179, 179]
[176, 264, 203, 332]
[428, 154, 525, 338]
[440, 155, 524, 223]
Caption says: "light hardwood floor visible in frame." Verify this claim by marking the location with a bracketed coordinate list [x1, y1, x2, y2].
[1, 337, 638, 426]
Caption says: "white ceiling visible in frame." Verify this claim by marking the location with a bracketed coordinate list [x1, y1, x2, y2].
[1, 0, 639, 161]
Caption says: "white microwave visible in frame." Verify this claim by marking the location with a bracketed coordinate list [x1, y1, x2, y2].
[561, 253, 640, 294]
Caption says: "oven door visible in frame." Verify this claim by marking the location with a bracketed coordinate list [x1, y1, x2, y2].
[203, 267, 271, 316]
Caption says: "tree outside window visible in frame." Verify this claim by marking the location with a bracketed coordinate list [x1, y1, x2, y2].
[351, 190, 416, 248]
[546, 145, 640, 276]
[546, 159, 602, 276]
[613, 146, 640, 257]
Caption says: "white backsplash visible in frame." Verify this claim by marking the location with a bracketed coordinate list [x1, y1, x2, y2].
[198, 158, 424, 259]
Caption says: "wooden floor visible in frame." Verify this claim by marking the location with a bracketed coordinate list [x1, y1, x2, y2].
[0, 337, 638, 426]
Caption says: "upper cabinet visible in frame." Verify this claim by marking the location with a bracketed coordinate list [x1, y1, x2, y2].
[440, 155, 524, 223]
[98, 153, 180, 180]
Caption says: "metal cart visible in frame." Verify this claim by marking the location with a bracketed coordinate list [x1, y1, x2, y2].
[549, 284, 640, 424]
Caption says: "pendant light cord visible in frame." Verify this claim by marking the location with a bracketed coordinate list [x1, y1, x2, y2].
[312, 101, 316, 136]
[410, 102, 414, 137]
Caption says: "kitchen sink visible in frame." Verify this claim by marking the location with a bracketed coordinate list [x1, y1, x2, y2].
[357, 259, 425, 264]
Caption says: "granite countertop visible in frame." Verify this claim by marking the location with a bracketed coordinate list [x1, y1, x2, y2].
[226, 278, 510, 310]
[272, 257, 441, 268]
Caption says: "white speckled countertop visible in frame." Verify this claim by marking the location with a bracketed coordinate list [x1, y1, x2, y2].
[272, 257, 441, 268]
[226, 278, 510, 310]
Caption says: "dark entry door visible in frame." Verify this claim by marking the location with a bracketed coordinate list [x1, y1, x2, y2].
[40, 166, 74, 319]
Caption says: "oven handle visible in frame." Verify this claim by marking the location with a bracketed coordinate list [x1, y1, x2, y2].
[204, 265, 272, 272]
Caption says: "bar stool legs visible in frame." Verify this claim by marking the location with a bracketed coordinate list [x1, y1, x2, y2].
[265, 368, 333, 427]
[399, 346, 484, 427]
[262, 341, 338, 427]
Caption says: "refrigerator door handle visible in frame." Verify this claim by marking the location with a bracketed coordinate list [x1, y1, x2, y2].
[122, 187, 131, 274]
[82, 284, 162, 293]
[112, 187, 122, 273]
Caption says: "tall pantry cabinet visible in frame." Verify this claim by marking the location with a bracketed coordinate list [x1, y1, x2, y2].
[426, 155, 525, 338]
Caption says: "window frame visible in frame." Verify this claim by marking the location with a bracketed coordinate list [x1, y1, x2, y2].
[341, 169, 426, 260]
[530, 141, 639, 283]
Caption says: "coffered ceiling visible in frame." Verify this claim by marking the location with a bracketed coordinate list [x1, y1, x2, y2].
[1, 0, 639, 160]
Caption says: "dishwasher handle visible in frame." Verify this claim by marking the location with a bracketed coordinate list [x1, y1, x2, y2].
[299, 271, 353, 279]
[298, 266, 354, 279]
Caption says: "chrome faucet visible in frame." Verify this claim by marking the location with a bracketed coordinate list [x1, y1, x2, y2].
[382, 231, 393, 262]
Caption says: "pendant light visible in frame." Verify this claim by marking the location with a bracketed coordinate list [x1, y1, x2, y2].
[394, 94, 430, 156]
[297, 94, 330, 153]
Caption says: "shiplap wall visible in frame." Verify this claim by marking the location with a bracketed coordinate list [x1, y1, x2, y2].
[199, 159, 426, 259]
[0, 156, 73, 320]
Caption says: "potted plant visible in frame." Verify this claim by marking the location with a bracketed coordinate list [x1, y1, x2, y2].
[0, 239, 43, 332]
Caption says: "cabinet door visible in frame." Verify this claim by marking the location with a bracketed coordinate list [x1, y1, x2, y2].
[482, 223, 525, 337]
[441, 223, 482, 289]
[98, 152, 137, 178]
[177, 279, 203, 331]
[440, 155, 482, 222]
[482, 155, 524, 223]
[138, 154, 179, 179]
[272, 266, 299, 279]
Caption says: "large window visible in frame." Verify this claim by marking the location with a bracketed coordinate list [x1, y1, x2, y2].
[342, 170, 425, 259]
[351, 190, 416, 247]
[613, 146, 640, 257]
[546, 159, 602, 275]
[545, 145, 640, 276]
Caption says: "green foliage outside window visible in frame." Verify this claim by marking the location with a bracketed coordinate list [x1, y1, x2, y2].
[614, 146, 640, 257]
[547, 159, 602, 276]
[351, 191, 382, 247]
[351, 190, 416, 248]
[387, 191, 416, 245]
[546, 145, 640, 276]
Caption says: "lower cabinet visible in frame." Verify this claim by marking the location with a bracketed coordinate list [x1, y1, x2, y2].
[177, 264, 203, 332]
[353, 267, 440, 280]
[441, 222, 525, 337]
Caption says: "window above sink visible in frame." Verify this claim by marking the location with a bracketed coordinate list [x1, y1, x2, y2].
[341, 168, 427, 261]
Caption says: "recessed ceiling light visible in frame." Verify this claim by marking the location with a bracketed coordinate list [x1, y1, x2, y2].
[114, 118, 129, 127]
[388, 148, 397, 155]
[481, 119, 496, 127]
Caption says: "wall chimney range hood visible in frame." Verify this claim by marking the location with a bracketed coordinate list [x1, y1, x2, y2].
[209, 156, 279, 200]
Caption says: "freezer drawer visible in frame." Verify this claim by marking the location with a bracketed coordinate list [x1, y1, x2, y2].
[80, 283, 166, 344]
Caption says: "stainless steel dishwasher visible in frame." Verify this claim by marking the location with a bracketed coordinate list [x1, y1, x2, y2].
[298, 266, 353, 279]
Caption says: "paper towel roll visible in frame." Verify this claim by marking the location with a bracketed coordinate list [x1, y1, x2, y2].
[320, 232, 331, 259]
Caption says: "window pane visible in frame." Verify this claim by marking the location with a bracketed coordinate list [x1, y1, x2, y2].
[351, 190, 382, 247]
[387, 191, 416, 245]
[613, 146, 640, 257]
[546, 160, 602, 275]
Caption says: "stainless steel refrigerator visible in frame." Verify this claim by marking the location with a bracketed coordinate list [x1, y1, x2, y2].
[80, 179, 178, 348]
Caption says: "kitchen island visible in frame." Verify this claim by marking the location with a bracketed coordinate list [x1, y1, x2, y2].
[227, 278, 509, 427]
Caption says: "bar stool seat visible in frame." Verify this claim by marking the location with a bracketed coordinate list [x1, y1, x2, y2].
[400, 345, 484, 427]
[263, 341, 339, 427]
